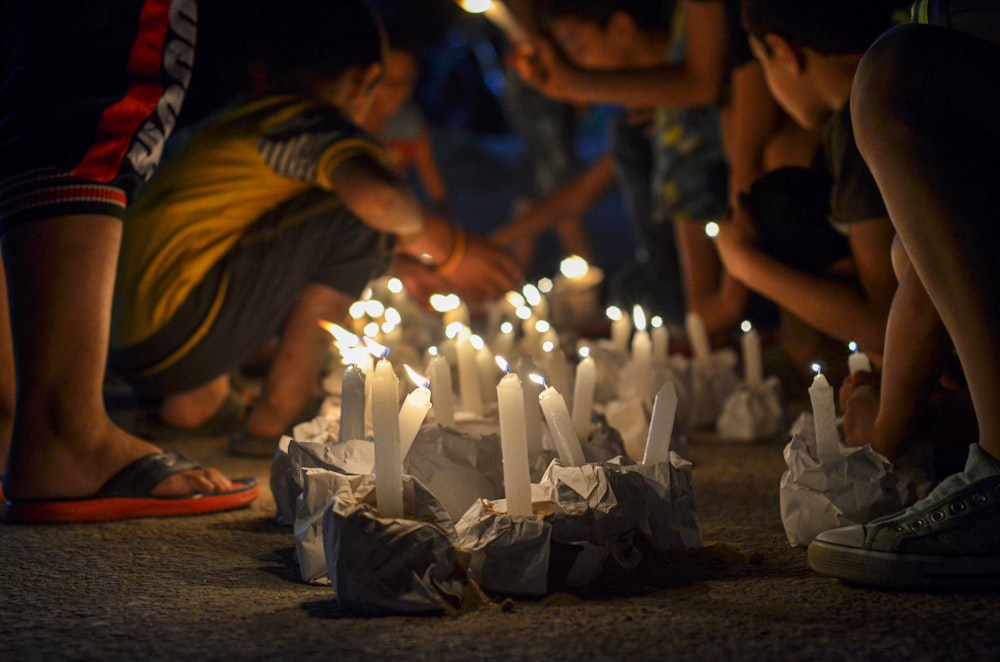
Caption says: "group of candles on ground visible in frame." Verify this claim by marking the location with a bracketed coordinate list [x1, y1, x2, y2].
[270, 255, 929, 608]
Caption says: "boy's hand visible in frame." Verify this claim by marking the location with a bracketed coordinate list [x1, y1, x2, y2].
[514, 37, 580, 102]
[440, 234, 523, 303]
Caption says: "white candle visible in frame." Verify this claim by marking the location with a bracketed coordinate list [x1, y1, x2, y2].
[493, 321, 516, 361]
[523, 283, 549, 322]
[651, 316, 669, 363]
[339, 363, 366, 442]
[741, 320, 763, 386]
[472, 335, 499, 404]
[643, 381, 678, 465]
[571, 350, 596, 441]
[808, 365, 840, 464]
[496, 359, 532, 516]
[607, 306, 632, 353]
[372, 356, 403, 518]
[543, 341, 572, 404]
[399, 366, 432, 459]
[518, 357, 544, 458]
[456, 327, 483, 416]
[426, 350, 455, 427]
[536, 379, 587, 467]
[632, 306, 652, 404]
[686, 311, 712, 360]
[847, 341, 873, 374]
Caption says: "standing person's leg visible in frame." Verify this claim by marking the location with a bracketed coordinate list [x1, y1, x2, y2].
[0, 260, 14, 486]
[808, 23, 1000, 588]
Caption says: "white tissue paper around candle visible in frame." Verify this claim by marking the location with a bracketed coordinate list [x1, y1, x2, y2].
[741, 320, 763, 386]
[473, 336, 498, 404]
[651, 317, 669, 363]
[340, 363, 366, 442]
[372, 357, 403, 518]
[632, 306, 652, 404]
[399, 365, 432, 459]
[643, 380, 678, 465]
[518, 357, 544, 458]
[607, 306, 632, 353]
[848, 342, 873, 374]
[537, 380, 587, 467]
[426, 351, 455, 427]
[571, 352, 596, 441]
[808, 367, 840, 464]
[456, 328, 483, 415]
[686, 311, 712, 360]
[496, 360, 532, 516]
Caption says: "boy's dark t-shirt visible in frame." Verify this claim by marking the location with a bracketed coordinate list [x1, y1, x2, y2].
[822, 99, 888, 231]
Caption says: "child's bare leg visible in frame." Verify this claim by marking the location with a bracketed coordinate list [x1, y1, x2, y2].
[243, 284, 352, 438]
[854, 25, 1000, 460]
[0, 261, 14, 472]
[159, 375, 232, 430]
[1, 216, 232, 500]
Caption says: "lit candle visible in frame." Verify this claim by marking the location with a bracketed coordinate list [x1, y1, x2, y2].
[456, 327, 484, 416]
[651, 315, 669, 363]
[571, 348, 596, 441]
[607, 305, 632, 353]
[472, 334, 499, 404]
[685, 311, 712, 360]
[517, 357, 544, 458]
[430, 292, 469, 328]
[523, 283, 549, 323]
[426, 348, 455, 427]
[399, 365, 432, 459]
[534, 376, 587, 467]
[847, 341, 873, 375]
[741, 320, 763, 386]
[632, 305, 652, 404]
[493, 320, 516, 360]
[808, 364, 840, 464]
[643, 381, 678, 465]
[542, 340, 572, 403]
[440, 321, 462, 366]
[372, 348, 403, 518]
[496, 357, 532, 516]
[340, 363, 366, 442]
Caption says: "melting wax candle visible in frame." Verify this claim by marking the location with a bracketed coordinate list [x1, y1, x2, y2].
[496, 357, 532, 516]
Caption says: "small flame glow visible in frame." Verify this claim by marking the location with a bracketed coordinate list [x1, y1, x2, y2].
[364, 336, 390, 359]
[384, 307, 402, 326]
[505, 291, 526, 308]
[387, 277, 404, 294]
[500, 321, 514, 334]
[537, 277, 553, 294]
[364, 299, 385, 318]
[741, 320, 753, 334]
[445, 321, 465, 339]
[534, 319, 551, 334]
[542, 340, 555, 353]
[364, 321, 380, 338]
[515, 305, 532, 321]
[403, 364, 429, 388]
[560, 255, 590, 279]
[812, 363, 822, 375]
[529, 373, 546, 387]
[606, 305, 622, 322]
[848, 340, 858, 353]
[579, 346, 591, 358]
[470, 334, 485, 351]
[460, 0, 494, 13]
[632, 305, 647, 331]
[428, 345, 440, 357]
[349, 301, 368, 320]
[429, 293, 461, 313]
[651, 315, 663, 329]
[495, 355, 511, 373]
[523, 283, 542, 307]
[318, 320, 360, 347]
[705, 221, 720, 239]
[380, 321, 397, 334]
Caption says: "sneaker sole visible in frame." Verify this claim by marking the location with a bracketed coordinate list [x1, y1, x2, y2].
[808, 540, 1000, 590]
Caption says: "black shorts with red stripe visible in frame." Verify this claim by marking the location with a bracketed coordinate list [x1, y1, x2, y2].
[0, 0, 197, 234]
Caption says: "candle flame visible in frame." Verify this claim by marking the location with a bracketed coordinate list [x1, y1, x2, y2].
[445, 321, 465, 339]
[651, 315, 663, 329]
[523, 283, 542, 307]
[505, 290, 526, 308]
[515, 305, 532, 321]
[470, 334, 486, 351]
[363, 321, 380, 338]
[387, 277, 404, 294]
[364, 299, 385, 318]
[364, 336, 390, 359]
[361, 286, 373, 301]
[384, 307, 402, 326]
[318, 320, 360, 347]
[579, 346, 591, 358]
[534, 319, 551, 333]
[705, 221, 720, 239]
[811, 362, 822, 375]
[606, 305, 622, 322]
[500, 321, 514, 334]
[529, 373, 546, 387]
[632, 305, 647, 331]
[403, 364, 430, 388]
[542, 340, 555, 353]
[348, 300, 368, 320]
[848, 340, 858, 353]
[741, 320, 753, 333]
[428, 345, 439, 356]
[537, 277, 553, 294]
[460, 0, 494, 13]
[495, 355, 511, 373]
[429, 292, 461, 313]
[560, 255, 590, 279]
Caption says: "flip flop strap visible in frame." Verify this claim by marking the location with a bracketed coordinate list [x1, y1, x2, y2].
[96, 452, 201, 498]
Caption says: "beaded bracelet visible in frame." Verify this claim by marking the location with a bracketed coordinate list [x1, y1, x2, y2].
[435, 228, 468, 276]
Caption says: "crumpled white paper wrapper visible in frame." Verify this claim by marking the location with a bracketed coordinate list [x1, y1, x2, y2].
[688, 349, 741, 429]
[455, 454, 701, 595]
[716, 376, 784, 442]
[779, 411, 933, 546]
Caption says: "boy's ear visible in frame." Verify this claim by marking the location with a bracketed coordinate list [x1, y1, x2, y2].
[764, 33, 807, 74]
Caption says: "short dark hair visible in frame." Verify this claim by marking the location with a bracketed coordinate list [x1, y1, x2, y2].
[538, 0, 676, 33]
[742, 0, 898, 55]
[258, 0, 386, 91]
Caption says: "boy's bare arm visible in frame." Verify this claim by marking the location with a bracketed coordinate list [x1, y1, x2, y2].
[327, 152, 424, 236]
